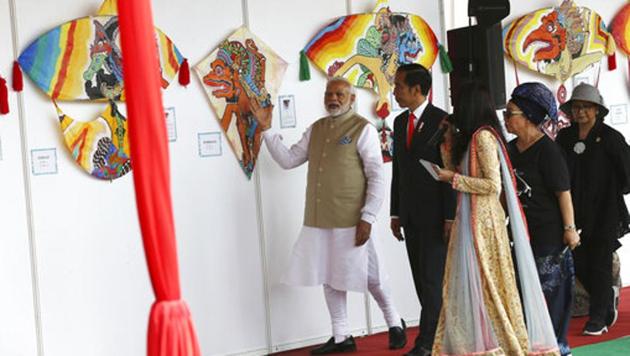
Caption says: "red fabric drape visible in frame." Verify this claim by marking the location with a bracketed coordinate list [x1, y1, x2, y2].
[117, 1, 200, 355]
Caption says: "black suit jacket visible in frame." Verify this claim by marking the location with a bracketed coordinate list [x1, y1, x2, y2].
[390, 103, 456, 231]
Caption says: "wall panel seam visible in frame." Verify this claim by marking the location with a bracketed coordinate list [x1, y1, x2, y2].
[8, 0, 45, 355]
[242, 0, 274, 353]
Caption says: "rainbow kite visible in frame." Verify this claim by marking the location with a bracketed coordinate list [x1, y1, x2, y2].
[15, 0, 186, 180]
[18, 15, 183, 101]
[503, 0, 616, 82]
[55, 101, 131, 180]
[303, 0, 440, 119]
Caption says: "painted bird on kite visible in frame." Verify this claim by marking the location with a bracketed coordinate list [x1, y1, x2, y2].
[504, 0, 616, 82]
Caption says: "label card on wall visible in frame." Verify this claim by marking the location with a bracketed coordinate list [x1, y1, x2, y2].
[165, 107, 177, 142]
[610, 104, 628, 126]
[31, 148, 58, 175]
[198, 132, 222, 157]
[573, 75, 591, 86]
[0, 136, 3, 161]
[279, 95, 297, 128]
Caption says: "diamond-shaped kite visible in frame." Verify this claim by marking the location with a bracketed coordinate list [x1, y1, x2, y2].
[195, 26, 288, 179]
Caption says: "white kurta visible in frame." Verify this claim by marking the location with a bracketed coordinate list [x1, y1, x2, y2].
[263, 118, 388, 293]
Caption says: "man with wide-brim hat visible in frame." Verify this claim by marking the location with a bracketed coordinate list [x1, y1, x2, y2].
[556, 83, 630, 336]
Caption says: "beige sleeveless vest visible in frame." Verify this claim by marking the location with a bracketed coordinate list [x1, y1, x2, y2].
[304, 111, 368, 228]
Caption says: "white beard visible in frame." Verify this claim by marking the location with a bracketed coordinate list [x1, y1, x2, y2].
[327, 104, 351, 117]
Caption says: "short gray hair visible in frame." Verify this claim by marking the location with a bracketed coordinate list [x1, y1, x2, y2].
[327, 76, 356, 95]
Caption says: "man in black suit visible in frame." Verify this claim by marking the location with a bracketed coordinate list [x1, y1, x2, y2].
[390, 64, 456, 356]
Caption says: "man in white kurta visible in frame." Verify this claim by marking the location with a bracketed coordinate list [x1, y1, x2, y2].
[255, 78, 406, 354]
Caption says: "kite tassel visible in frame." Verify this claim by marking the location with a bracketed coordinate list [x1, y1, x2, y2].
[178, 58, 190, 87]
[608, 53, 617, 71]
[0, 76, 9, 115]
[12, 61, 23, 92]
[299, 50, 311, 81]
[438, 44, 453, 74]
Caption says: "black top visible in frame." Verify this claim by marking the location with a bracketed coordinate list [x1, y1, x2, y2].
[556, 121, 630, 249]
[508, 135, 570, 247]
[390, 103, 456, 232]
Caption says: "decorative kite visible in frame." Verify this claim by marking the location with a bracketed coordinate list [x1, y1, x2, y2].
[54, 101, 131, 179]
[17, 15, 184, 101]
[302, 0, 443, 118]
[503, 0, 616, 82]
[611, 3, 630, 72]
[14, 0, 187, 180]
[195, 26, 288, 179]
[300, 0, 447, 162]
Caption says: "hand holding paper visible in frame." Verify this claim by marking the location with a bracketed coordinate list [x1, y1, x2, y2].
[419, 159, 441, 180]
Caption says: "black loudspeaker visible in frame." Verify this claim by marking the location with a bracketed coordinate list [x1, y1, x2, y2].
[468, 0, 510, 26]
[447, 23, 506, 110]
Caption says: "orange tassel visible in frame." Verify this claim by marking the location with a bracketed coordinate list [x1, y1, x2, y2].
[12, 61, 23, 91]
[178, 58, 190, 86]
[0, 76, 9, 114]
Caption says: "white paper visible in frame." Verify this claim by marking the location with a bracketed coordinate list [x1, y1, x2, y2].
[573, 75, 590, 86]
[31, 148, 58, 175]
[0, 136, 3, 161]
[419, 159, 440, 180]
[165, 107, 177, 142]
[610, 104, 628, 126]
[279, 95, 296, 128]
[198, 132, 222, 157]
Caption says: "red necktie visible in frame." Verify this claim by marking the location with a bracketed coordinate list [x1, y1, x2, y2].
[406, 112, 416, 150]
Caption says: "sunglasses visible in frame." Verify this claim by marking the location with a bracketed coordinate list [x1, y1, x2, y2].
[502, 110, 524, 119]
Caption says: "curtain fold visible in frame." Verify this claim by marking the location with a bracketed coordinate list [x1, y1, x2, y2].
[117, 0, 200, 355]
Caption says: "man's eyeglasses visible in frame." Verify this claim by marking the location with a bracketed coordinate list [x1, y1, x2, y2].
[502, 110, 524, 119]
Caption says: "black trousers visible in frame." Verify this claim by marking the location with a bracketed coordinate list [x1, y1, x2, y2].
[573, 239, 614, 324]
[403, 221, 446, 349]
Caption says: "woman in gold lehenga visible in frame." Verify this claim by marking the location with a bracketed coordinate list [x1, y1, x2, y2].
[432, 82, 559, 356]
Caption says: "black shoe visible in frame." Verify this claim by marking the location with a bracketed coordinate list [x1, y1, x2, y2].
[606, 286, 620, 328]
[389, 319, 407, 349]
[582, 320, 608, 336]
[310, 336, 357, 355]
[404, 345, 431, 356]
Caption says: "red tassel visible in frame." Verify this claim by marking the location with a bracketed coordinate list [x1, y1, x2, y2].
[12, 61, 23, 91]
[0, 76, 9, 115]
[178, 58, 190, 87]
[608, 53, 617, 71]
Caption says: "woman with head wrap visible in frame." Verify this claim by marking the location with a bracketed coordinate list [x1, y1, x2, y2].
[505, 82, 579, 356]
[431, 81, 559, 356]
[556, 83, 630, 336]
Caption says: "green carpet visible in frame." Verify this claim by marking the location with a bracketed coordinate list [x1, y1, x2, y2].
[572, 336, 630, 355]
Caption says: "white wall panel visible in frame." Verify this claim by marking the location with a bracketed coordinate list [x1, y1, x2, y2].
[154, 0, 270, 354]
[0, 0, 38, 354]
